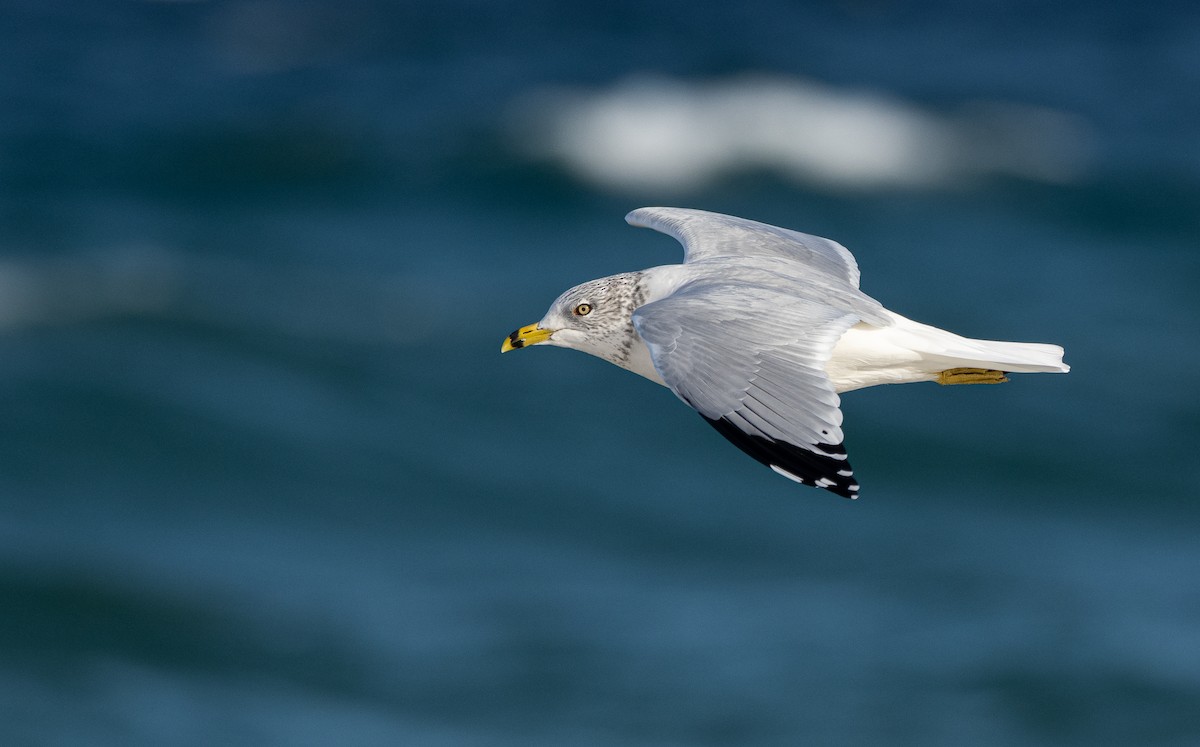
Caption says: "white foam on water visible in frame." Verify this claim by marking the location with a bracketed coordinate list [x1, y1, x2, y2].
[509, 75, 1092, 192]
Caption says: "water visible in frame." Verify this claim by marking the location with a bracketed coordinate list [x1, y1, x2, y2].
[2, 1, 1198, 744]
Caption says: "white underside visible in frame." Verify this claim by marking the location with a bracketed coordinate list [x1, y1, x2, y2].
[606, 308, 1068, 394]
[825, 310, 1069, 393]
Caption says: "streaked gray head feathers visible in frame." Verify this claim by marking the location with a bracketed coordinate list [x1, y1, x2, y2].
[539, 272, 645, 365]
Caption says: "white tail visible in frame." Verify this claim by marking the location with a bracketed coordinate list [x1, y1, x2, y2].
[827, 311, 1069, 392]
[897, 315, 1069, 374]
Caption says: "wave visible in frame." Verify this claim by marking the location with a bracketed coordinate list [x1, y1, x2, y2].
[508, 75, 1092, 193]
[0, 247, 177, 330]
[0, 246, 435, 344]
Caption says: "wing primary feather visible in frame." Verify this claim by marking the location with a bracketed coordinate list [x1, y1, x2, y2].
[700, 414, 860, 499]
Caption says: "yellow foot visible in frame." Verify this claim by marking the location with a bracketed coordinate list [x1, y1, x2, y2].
[937, 368, 1009, 385]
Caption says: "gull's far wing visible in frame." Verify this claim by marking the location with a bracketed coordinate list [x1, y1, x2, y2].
[632, 282, 861, 499]
[626, 207, 863, 288]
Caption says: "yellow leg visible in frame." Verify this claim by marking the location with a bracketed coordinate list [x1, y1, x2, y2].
[937, 368, 1009, 385]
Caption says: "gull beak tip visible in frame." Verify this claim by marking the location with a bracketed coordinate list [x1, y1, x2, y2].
[502, 323, 552, 353]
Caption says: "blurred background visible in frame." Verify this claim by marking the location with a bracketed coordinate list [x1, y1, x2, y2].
[1, 1, 1198, 744]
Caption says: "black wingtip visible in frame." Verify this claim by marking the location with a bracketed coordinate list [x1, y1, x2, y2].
[702, 415, 860, 499]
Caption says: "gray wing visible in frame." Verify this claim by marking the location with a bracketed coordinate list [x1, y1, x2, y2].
[626, 207, 863, 288]
[633, 282, 861, 499]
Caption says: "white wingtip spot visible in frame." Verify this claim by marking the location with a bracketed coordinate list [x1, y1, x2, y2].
[837, 469, 853, 477]
[770, 464, 807, 484]
[815, 477, 836, 488]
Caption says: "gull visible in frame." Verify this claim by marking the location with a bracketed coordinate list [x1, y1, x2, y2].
[502, 208, 1068, 498]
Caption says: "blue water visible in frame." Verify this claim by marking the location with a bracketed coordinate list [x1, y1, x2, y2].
[2, 1, 1198, 744]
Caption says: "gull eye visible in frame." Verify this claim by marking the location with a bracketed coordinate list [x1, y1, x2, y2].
[573, 303, 592, 316]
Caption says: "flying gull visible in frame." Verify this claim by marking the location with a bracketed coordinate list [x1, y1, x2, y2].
[502, 208, 1068, 498]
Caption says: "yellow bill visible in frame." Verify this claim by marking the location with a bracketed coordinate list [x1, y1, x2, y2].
[501, 323, 553, 352]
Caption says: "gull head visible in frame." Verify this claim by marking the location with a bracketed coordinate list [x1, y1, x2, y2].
[502, 273, 644, 367]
